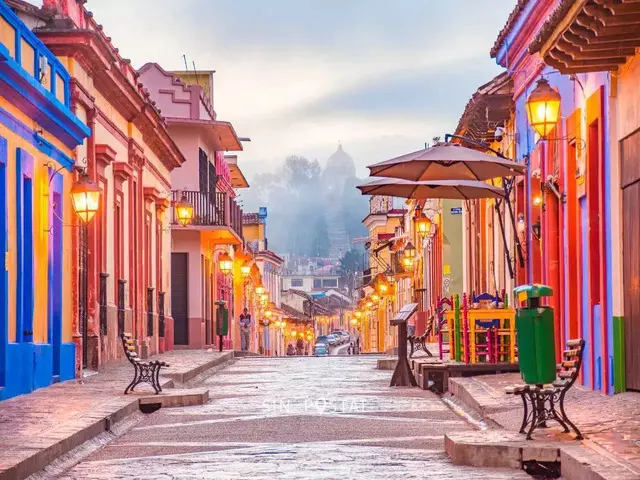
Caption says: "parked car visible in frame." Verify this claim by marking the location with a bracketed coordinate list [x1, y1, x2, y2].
[338, 332, 350, 343]
[331, 331, 345, 344]
[326, 334, 338, 346]
[317, 335, 329, 346]
[314, 343, 328, 356]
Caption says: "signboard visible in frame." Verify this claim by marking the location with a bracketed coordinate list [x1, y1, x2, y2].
[450, 207, 463, 215]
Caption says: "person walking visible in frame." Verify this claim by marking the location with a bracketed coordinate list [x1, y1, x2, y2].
[239, 308, 251, 351]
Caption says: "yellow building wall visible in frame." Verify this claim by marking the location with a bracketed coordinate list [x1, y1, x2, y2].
[243, 223, 264, 243]
[1, 96, 76, 344]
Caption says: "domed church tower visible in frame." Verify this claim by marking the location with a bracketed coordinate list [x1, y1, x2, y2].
[323, 144, 357, 261]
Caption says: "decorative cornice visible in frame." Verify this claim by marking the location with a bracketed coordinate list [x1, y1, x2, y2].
[143, 186, 161, 203]
[95, 143, 116, 168]
[112, 161, 133, 183]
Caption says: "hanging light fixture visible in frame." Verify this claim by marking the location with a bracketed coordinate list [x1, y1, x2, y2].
[255, 282, 266, 295]
[414, 211, 432, 239]
[354, 310, 362, 319]
[71, 173, 101, 223]
[517, 213, 525, 234]
[174, 192, 194, 227]
[525, 77, 561, 139]
[240, 260, 252, 278]
[218, 252, 233, 275]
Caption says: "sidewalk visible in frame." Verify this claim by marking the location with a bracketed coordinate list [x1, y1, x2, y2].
[446, 372, 640, 479]
[0, 349, 234, 480]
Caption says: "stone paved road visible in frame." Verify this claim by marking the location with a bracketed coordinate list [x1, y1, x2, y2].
[59, 356, 531, 479]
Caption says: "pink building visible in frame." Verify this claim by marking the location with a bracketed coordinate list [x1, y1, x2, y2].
[138, 63, 248, 350]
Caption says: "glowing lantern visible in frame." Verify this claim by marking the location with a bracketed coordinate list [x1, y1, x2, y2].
[71, 174, 101, 223]
[173, 192, 194, 227]
[241, 261, 252, 278]
[218, 252, 233, 275]
[415, 211, 432, 238]
[525, 78, 561, 139]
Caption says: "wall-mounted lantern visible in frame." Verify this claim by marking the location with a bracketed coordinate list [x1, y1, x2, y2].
[525, 78, 561, 139]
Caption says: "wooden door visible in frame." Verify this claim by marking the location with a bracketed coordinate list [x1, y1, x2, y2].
[171, 253, 189, 345]
[621, 131, 640, 391]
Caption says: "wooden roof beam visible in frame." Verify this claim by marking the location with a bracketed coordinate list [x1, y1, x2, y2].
[559, 34, 640, 51]
[593, 0, 640, 16]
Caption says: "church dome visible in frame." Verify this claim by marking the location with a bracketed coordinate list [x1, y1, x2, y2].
[324, 144, 356, 179]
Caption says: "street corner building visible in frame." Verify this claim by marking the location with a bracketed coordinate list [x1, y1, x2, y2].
[0, 0, 190, 400]
[459, 0, 640, 395]
[137, 62, 247, 351]
[0, 1, 90, 399]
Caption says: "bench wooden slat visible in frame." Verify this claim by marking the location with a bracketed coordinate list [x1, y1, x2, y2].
[558, 370, 575, 379]
[563, 349, 579, 358]
[566, 339, 584, 348]
[562, 360, 577, 368]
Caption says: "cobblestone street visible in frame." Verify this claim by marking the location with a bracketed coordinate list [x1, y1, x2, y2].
[58, 356, 529, 479]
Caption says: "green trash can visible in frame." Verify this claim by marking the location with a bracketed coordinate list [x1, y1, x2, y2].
[514, 284, 556, 385]
[215, 301, 229, 336]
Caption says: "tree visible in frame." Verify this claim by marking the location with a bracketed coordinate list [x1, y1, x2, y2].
[341, 176, 369, 248]
[338, 249, 363, 296]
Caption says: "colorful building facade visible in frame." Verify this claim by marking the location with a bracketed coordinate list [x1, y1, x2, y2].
[456, 0, 640, 394]
[10, 0, 189, 374]
[138, 62, 246, 351]
[0, 1, 89, 398]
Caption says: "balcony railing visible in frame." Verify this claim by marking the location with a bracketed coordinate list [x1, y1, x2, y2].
[171, 190, 243, 239]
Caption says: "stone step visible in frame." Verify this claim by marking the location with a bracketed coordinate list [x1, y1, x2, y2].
[445, 431, 640, 480]
[138, 388, 209, 408]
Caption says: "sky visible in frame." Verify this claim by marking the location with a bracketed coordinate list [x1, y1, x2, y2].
[73, 0, 515, 178]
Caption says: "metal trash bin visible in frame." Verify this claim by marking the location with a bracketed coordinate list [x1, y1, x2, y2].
[513, 284, 556, 385]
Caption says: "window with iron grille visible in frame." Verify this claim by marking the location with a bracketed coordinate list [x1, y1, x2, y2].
[199, 148, 208, 193]
[291, 278, 304, 287]
[313, 279, 322, 288]
[208, 160, 216, 202]
[322, 279, 338, 288]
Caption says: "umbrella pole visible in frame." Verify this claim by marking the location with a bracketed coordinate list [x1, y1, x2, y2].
[495, 196, 514, 280]
[503, 180, 525, 269]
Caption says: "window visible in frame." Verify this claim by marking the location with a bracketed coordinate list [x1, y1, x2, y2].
[291, 278, 303, 287]
[322, 279, 338, 288]
[199, 148, 208, 193]
[313, 279, 322, 289]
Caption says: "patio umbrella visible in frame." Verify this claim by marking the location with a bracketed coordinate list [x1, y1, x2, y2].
[357, 178, 504, 200]
[367, 142, 525, 181]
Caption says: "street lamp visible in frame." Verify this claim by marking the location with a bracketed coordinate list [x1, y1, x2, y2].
[241, 260, 252, 278]
[375, 276, 390, 296]
[414, 211, 432, 239]
[218, 252, 233, 275]
[255, 282, 266, 296]
[71, 173, 101, 223]
[354, 310, 362, 319]
[71, 172, 102, 370]
[173, 192, 194, 227]
[525, 77, 561, 139]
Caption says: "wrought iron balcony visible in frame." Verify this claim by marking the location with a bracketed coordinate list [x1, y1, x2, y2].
[171, 190, 243, 240]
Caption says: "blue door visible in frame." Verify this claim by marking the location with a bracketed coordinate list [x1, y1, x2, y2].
[580, 196, 591, 388]
[49, 176, 63, 378]
[0, 137, 7, 389]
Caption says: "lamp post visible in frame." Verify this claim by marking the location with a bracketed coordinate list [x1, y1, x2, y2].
[71, 172, 101, 370]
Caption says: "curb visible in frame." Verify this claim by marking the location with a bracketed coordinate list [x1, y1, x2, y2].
[163, 351, 235, 384]
[0, 400, 139, 480]
[0, 353, 234, 480]
[445, 378, 640, 480]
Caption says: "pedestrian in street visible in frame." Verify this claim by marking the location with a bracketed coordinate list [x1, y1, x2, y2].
[287, 343, 295, 356]
[239, 308, 251, 351]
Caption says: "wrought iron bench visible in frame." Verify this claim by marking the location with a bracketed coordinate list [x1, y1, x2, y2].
[505, 338, 584, 440]
[408, 318, 434, 358]
[121, 333, 169, 394]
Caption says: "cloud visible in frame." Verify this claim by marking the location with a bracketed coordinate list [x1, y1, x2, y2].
[85, 0, 515, 177]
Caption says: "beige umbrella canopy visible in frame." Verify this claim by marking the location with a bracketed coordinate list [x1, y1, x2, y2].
[357, 178, 504, 200]
[367, 142, 525, 181]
